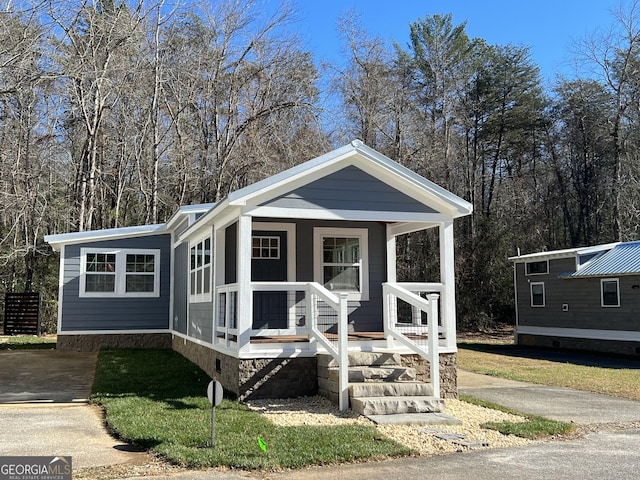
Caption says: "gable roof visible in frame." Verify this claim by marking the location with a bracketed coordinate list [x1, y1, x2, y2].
[225, 140, 473, 218]
[45, 141, 474, 249]
[568, 241, 640, 278]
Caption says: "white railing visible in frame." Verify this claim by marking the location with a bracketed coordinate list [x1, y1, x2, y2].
[215, 284, 239, 348]
[215, 281, 350, 410]
[307, 282, 349, 411]
[383, 282, 441, 398]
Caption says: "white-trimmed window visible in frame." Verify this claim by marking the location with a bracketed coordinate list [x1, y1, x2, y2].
[601, 278, 620, 307]
[526, 260, 548, 275]
[314, 227, 368, 301]
[530, 282, 545, 307]
[80, 248, 160, 298]
[252, 236, 280, 259]
[190, 236, 212, 302]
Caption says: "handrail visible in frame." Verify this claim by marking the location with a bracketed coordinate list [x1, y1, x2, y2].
[383, 282, 440, 398]
[306, 282, 349, 411]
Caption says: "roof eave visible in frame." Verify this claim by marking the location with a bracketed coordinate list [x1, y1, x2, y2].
[44, 224, 168, 252]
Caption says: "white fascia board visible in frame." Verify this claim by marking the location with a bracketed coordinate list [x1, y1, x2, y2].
[165, 203, 216, 230]
[44, 224, 167, 252]
[229, 150, 357, 207]
[230, 143, 473, 219]
[176, 198, 237, 243]
[509, 242, 621, 263]
[227, 143, 358, 206]
[353, 143, 473, 217]
[245, 206, 453, 223]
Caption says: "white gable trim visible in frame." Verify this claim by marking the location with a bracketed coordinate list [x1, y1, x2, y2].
[227, 140, 473, 218]
[245, 206, 453, 223]
[44, 224, 168, 252]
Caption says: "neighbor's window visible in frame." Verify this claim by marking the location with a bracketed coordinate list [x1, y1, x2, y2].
[314, 227, 368, 301]
[190, 236, 212, 302]
[81, 249, 160, 298]
[601, 278, 620, 307]
[530, 282, 545, 307]
[526, 260, 549, 275]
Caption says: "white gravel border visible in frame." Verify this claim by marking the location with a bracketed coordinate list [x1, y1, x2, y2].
[246, 396, 533, 455]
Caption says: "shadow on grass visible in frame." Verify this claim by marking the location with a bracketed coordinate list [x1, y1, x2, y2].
[458, 342, 640, 370]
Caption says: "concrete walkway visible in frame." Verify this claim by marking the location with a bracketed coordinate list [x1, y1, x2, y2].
[0, 349, 149, 469]
[457, 370, 640, 424]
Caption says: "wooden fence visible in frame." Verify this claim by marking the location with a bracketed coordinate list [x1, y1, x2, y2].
[3, 292, 41, 336]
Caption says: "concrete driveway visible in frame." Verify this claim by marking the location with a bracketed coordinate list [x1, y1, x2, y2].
[0, 349, 148, 469]
[458, 369, 640, 424]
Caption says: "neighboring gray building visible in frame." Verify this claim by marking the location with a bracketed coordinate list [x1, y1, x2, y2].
[510, 241, 640, 355]
[45, 141, 473, 409]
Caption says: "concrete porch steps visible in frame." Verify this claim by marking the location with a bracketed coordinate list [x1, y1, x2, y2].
[318, 352, 447, 420]
[351, 395, 445, 416]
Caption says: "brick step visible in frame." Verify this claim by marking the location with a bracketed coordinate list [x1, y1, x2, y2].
[328, 366, 417, 383]
[349, 381, 434, 398]
[318, 352, 402, 368]
[350, 395, 445, 416]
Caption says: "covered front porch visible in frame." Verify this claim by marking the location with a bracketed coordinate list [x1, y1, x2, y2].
[207, 216, 456, 409]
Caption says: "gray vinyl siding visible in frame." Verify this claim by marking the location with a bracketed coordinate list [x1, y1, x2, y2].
[516, 257, 640, 333]
[172, 241, 188, 334]
[289, 219, 386, 331]
[261, 166, 438, 214]
[189, 302, 213, 343]
[60, 234, 170, 331]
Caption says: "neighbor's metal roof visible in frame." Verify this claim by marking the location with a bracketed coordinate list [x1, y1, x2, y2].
[569, 241, 640, 277]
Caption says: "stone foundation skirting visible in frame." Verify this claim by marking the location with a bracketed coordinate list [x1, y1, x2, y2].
[57, 333, 172, 352]
[171, 336, 317, 400]
[400, 352, 458, 399]
[518, 333, 640, 357]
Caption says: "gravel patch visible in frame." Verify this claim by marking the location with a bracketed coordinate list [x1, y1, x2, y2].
[246, 395, 534, 455]
[73, 396, 536, 479]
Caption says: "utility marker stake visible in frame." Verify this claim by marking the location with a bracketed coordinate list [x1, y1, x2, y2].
[207, 380, 223, 447]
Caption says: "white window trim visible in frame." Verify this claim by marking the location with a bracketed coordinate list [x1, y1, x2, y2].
[530, 281, 545, 307]
[525, 260, 549, 276]
[252, 235, 281, 259]
[601, 278, 620, 308]
[314, 227, 369, 301]
[79, 248, 160, 298]
[189, 233, 213, 303]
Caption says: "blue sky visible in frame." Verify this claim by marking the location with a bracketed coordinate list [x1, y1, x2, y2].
[290, 0, 623, 83]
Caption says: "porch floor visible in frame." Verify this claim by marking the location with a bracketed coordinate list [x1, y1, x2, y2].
[250, 332, 386, 344]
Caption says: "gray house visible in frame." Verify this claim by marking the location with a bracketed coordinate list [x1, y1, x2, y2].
[510, 241, 640, 355]
[45, 141, 472, 410]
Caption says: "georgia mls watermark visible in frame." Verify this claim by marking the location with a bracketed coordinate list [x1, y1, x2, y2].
[0, 457, 72, 480]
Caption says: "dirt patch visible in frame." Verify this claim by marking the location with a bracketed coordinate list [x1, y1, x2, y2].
[457, 325, 515, 343]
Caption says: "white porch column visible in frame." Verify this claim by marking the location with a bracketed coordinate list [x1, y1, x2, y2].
[237, 214, 253, 354]
[386, 226, 397, 283]
[439, 220, 457, 350]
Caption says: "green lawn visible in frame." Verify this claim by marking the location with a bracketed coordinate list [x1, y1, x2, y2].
[457, 342, 640, 402]
[91, 349, 412, 469]
[0, 335, 56, 349]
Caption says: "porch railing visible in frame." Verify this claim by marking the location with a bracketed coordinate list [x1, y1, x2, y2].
[382, 282, 441, 398]
[214, 281, 350, 410]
